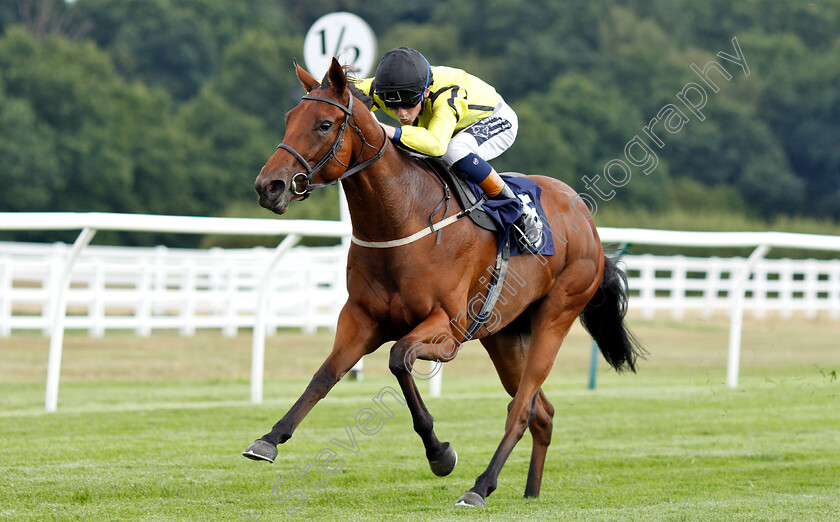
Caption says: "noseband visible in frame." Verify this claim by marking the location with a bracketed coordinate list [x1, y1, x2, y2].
[277, 92, 387, 200]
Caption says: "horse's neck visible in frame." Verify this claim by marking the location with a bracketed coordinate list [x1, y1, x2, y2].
[341, 146, 441, 242]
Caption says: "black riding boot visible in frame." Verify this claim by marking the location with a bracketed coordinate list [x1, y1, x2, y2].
[495, 184, 544, 250]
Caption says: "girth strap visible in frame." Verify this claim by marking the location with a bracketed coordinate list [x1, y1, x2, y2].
[461, 241, 511, 343]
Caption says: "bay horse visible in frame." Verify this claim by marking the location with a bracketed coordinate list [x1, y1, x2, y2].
[244, 58, 643, 507]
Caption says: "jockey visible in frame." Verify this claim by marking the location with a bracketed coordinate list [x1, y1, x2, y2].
[354, 47, 543, 249]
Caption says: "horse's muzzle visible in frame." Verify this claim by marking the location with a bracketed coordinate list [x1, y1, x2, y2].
[256, 178, 291, 214]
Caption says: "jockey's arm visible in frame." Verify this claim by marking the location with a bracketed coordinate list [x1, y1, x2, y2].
[395, 110, 458, 157]
[354, 75, 464, 157]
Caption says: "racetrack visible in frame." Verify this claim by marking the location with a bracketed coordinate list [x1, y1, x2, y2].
[1, 317, 838, 520]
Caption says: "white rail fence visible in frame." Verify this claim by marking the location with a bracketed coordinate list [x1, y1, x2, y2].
[0, 212, 352, 412]
[3, 244, 840, 337]
[2, 213, 840, 412]
[0, 241, 348, 337]
[623, 254, 840, 320]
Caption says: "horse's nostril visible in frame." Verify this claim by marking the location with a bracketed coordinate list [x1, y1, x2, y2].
[265, 180, 285, 197]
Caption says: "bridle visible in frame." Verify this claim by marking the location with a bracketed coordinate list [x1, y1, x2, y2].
[276, 92, 387, 200]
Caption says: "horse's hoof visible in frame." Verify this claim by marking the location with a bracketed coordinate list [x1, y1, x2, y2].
[242, 439, 277, 463]
[429, 442, 457, 477]
[455, 491, 486, 507]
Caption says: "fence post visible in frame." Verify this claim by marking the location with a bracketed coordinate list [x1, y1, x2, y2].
[726, 244, 770, 389]
[830, 260, 840, 320]
[91, 259, 105, 337]
[587, 339, 600, 390]
[779, 259, 794, 320]
[223, 260, 238, 338]
[752, 259, 767, 319]
[803, 259, 818, 320]
[671, 256, 687, 319]
[251, 234, 301, 404]
[702, 257, 722, 319]
[0, 255, 10, 337]
[45, 227, 97, 412]
[181, 260, 196, 336]
[45, 245, 64, 336]
[303, 268, 316, 334]
[429, 362, 442, 397]
[137, 260, 152, 337]
[639, 254, 655, 319]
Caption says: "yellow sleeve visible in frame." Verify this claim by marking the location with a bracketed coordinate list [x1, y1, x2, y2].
[399, 87, 469, 157]
[351, 77, 379, 111]
[353, 77, 374, 95]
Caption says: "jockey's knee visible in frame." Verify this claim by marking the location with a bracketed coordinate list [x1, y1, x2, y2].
[452, 152, 492, 184]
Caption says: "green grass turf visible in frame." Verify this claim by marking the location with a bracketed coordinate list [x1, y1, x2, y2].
[0, 317, 838, 520]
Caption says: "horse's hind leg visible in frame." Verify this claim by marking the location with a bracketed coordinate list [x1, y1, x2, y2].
[480, 327, 555, 500]
[459, 259, 599, 507]
[524, 390, 554, 497]
[388, 310, 461, 477]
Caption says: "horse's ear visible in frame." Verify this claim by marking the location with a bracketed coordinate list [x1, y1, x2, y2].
[327, 57, 348, 96]
[294, 59, 319, 93]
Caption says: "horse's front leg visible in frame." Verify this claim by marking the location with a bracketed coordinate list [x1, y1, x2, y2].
[388, 310, 461, 477]
[242, 304, 381, 462]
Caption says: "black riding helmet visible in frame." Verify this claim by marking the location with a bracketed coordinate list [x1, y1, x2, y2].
[373, 47, 433, 109]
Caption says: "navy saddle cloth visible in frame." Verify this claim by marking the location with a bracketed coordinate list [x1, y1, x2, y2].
[467, 174, 555, 257]
[421, 158, 554, 257]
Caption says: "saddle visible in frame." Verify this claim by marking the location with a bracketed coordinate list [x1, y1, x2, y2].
[420, 157, 498, 233]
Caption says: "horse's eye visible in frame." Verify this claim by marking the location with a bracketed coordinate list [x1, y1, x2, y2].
[319, 121, 333, 132]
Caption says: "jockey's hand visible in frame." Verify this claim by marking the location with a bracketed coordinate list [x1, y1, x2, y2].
[378, 121, 397, 140]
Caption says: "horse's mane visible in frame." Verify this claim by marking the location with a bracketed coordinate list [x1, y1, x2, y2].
[348, 82, 375, 110]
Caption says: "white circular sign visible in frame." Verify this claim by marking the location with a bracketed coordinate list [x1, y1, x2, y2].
[303, 12, 377, 81]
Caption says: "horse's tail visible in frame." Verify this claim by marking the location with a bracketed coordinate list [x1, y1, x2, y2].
[579, 254, 645, 373]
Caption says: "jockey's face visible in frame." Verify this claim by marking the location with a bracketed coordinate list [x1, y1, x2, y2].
[392, 89, 429, 125]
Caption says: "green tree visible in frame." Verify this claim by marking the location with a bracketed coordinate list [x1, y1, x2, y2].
[759, 37, 840, 218]
[272, 0, 429, 33]
[0, 27, 134, 211]
[1, 0, 837, 238]
[213, 30, 303, 135]
[596, 6, 694, 114]
[0, 0, 90, 41]
[174, 0, 293, 49]
[109, 84, 200, 216]
[0, 26, 229, 229]
[750, 0, 840, 49]
[512, 74, 643, 179]
[73, 0, 217, 101]
[109, 8, 216, 101]
[664, 98, 804, 216]
[176, 87, 276, 215]
[500, 102, 577, 184]
[0, 81, 59, 211]
[430, 0, 608, 100]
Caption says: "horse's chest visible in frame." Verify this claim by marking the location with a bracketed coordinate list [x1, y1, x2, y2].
[358, 280, 437, 329]
[381, 290, 434, 328]
[349, 258, 458, 330]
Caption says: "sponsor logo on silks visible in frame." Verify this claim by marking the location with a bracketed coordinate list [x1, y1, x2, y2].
[467, 117, 513, 145]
